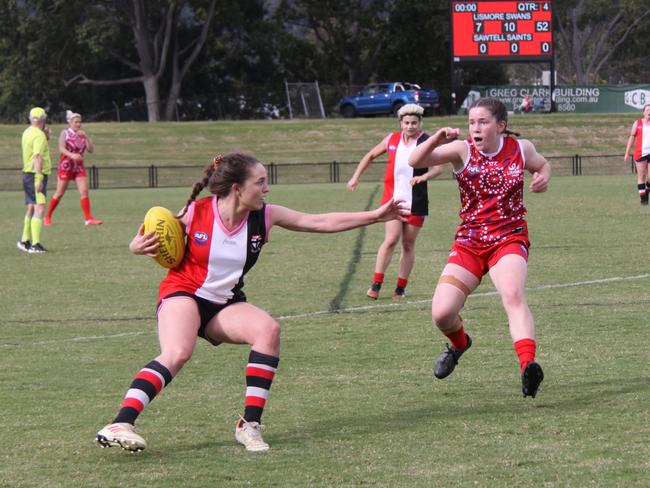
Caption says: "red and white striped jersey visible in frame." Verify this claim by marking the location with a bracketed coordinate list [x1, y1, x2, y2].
[453, 136, 528, 249]
[159, 196, 270, 304]
[633, 119, 650, 161]
[380, 131, 430, 216]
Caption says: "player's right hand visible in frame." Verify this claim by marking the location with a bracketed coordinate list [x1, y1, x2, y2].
[129, 223, 160, 256]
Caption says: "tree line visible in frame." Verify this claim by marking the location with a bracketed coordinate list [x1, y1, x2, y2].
[0, 0, 646, 122]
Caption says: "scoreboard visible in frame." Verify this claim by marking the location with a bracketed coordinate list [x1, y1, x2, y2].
[451, 1, 553, 62]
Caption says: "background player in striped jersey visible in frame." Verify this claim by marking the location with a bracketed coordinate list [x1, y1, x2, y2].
[409, 97, 551, 398]
[347, 104, 441, 300]
[623, 104, 650, 205]
[44, 110, 102, 225]
[96, 152, 408, 453]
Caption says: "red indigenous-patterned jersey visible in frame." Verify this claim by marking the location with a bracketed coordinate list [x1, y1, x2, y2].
[60, 128, 87, 165]
[453, 136, 528, 249]
[158, 196, 269, 304]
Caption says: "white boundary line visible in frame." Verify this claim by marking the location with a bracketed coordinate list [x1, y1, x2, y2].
[276, 273, 650, 320]
[3, 273, 649, 347]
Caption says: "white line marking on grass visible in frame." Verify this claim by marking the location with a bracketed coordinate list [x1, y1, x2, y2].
[3, 274, 648, 347]
[276, 273, 650, 321]
[0, 331, 153, 348]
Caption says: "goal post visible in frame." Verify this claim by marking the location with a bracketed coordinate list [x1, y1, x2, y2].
[284, 80, 326, 119]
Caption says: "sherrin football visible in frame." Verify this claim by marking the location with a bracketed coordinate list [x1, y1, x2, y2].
[143, 206, 185, 269]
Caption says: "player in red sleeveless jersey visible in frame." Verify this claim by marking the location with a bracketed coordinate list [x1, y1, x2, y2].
[44, 110, 102, 226]
[623, 104, 650, 205]
[347, 104, 441, 300]
[96, 153, 408, 453]
[409, 97, 551, 398]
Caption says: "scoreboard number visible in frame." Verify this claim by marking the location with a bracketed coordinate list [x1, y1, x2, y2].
[452, 1, 553, 62]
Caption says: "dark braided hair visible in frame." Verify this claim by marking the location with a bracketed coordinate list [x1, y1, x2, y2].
[177, 152, 261, 218]
[469, 97, 520, 137]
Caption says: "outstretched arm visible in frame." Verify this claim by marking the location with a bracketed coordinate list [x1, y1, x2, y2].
[521, 139, 551, 193]
[409, 127, 463, 169]
[268, 199, 409, 233]
[347, 140, 387, 191]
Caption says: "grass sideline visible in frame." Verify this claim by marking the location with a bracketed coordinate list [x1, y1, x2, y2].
[0, 113, 636, 170]
[2, 175, 650, 487]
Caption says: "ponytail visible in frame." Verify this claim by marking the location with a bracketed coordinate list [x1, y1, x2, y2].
[177, 152, 261, 218]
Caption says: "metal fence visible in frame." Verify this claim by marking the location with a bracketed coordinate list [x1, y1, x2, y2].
[0, 155, 636, 191]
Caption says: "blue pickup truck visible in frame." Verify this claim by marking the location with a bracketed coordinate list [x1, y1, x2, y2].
[338, 82, 440, 118]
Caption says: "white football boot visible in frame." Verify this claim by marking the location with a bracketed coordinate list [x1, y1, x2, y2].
[96, 422, 146, 452]
[235, 418, 269, 452]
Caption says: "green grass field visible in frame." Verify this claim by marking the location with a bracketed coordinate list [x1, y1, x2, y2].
[1, 172, 649, 487]
[0, 113, 636, 170]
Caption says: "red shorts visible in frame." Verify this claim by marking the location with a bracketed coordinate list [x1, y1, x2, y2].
[57, 159, 87, 180]
[406, 215, 425, 228]
[447, 238, 530, 279]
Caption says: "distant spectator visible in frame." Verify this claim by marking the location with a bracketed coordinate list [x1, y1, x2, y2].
[519, 95, 532, 113]
[45, 110, 102, 226]
[17, 107, 51, 254]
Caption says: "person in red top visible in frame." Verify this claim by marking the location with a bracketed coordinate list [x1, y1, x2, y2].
[44, 110, 102, 226]
[347, 104, 441, 300]
[96, 152, 408, 453]
[409, 97, 551, 398]
[623, 104, 650, 205]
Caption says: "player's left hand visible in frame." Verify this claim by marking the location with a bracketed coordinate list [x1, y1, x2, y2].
[529, 171, 548, 193]
[410, 176, 424, 186]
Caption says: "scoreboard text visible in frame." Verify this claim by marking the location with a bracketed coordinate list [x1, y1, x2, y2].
[451, 1, 553, 62]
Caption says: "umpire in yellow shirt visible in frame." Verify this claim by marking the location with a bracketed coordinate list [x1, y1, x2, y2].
[18, 107, 52, 253]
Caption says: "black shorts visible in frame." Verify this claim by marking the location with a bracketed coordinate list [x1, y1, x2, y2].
[635, 155, 650, 163]
[22, 172, 48, 205]
[157, 290, 247, 346]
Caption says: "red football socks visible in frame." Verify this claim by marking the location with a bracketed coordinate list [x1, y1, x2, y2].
[514, 338, 537, 371]
[80, 197, 92, 220]
[46, 196, 60, 220]
[444, 323, 469, 352]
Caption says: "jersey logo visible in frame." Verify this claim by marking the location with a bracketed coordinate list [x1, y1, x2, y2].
[466, 164, 481, 176]
[388, 145, 397, 151]
[193, 231, 209, 246]
[250, 234, 263, 253]
[507, 163, 521, 177]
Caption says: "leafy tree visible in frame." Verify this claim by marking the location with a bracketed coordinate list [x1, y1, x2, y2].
[276, 0, 393, 86]
[554, 0, 650, 83]
[66, 0, 216, 122]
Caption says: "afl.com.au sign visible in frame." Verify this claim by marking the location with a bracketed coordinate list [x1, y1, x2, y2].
[460, 85, 650, 113]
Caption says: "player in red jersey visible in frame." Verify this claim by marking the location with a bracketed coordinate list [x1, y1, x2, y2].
[624, 104, 650, 205]
[44, 110, 102, 226]
[409, 97, 551, 398]
[347, 104, 441, 300]
[96, 153, 408, 453]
